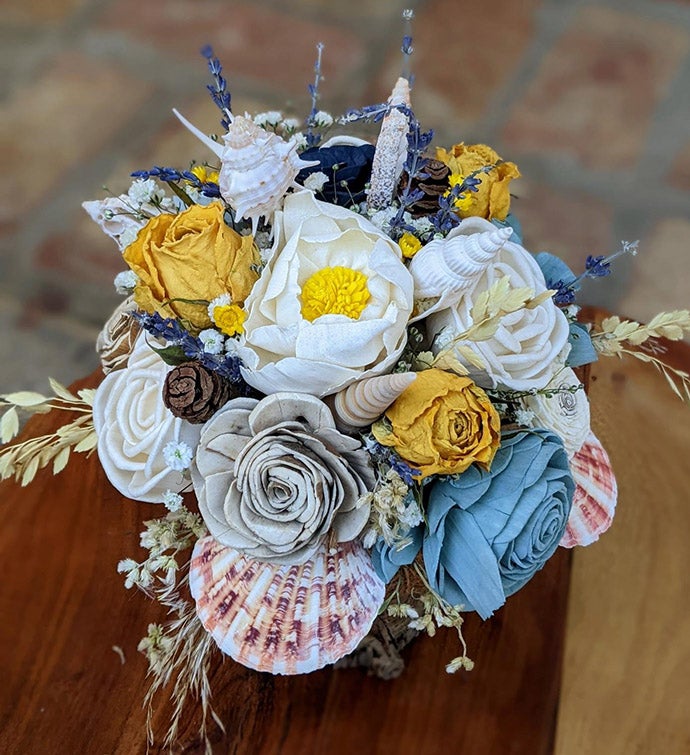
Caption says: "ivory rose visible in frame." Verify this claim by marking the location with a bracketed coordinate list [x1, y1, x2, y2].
[237, 191, 414, 397]
[123, 202, 258, 332]
[372, 368, 501, 480]
[92, 334, 202, 502]
[192, 393, 375, 564]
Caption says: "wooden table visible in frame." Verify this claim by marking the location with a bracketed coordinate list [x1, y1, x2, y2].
[1, 317, 688, 754]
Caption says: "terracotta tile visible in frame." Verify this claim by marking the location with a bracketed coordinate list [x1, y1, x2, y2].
[371, 0, 541, 132]
[616, 217, 690, 324]
[3, 0, 88, 23]
[502, 7, 690, 170]
[668, 139, 690, 191]
[0, 53, 152, 224]
[97, 0, 363, 97]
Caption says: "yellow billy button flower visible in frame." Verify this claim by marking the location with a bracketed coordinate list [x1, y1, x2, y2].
[189, 164, 220, 184]
[300, 266, 370, 322]
[398, 232, 422, 259]
[446, 174, 476, 213]
[213, 303, 247, 336]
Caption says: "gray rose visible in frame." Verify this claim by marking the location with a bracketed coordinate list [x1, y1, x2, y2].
[192, 393, 375, 564]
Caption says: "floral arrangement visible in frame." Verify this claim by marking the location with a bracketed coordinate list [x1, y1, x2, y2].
[3, 18, 690, 752]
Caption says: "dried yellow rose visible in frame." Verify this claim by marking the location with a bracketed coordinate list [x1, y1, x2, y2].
[123, 202, 258, 332]
[435, 143, 520, 221]
[372, 368, 501, 479]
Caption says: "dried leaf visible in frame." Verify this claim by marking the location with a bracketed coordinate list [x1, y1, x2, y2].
[2, 391, 49, 408]
[49, 378, 77, 401]
[74, 431, 98, 453]
[53, 445, 71, 474]
[526, 289, 556, 309]
[21, 455, 40, 487]
[433, 351, 469, 375]
[77, 389, 96, 406]
[1, 407, 19, 444]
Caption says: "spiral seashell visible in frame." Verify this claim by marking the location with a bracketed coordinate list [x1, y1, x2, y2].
[560, 431, 617, 548]
[332, 372, 417, 430]
[409, 225, 513, 321]
[189, 536, 386, 674]
[95, 296, 141, 374]
[173, 109, 318, 234]
[368, 77, 411, 210]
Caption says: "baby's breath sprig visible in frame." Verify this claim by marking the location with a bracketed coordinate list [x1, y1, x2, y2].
[0, 379, 96, 486]
[591, 310, 690, 403]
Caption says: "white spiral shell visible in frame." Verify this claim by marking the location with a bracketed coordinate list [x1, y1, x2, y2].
[331, 372, 417, 430]
[560, 431, 617, 548]
[189, 536, 385, 675]
[173, 109, 318, 233]
[409, 223, 513, 320]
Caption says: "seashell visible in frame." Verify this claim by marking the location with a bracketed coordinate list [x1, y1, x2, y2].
[173, 109, 318, 234]
[368, 77, 411, 210]
[332, 371, 417, 430]
[560, 431, 617, 548]
[189, 535, 385, 674]
[95, 296, 141, 374]
[409, 225, 513, 321]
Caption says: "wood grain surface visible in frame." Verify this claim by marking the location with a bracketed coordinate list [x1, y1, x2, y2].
[1, 316, 688, 754]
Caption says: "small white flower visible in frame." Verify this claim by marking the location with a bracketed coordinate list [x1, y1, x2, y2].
[409, 216, 436, 237]
[367, 205, 399, 233]
[302, 171, 329, 192]
[162, 441, 194, 472]
[114, 270, 138, 295]
[198, 328, 225, 355]
[161, 489, 184, 512]
[119, 227, 140, 250]
[290, 132, 308, 152]
[362, 528, 378, 550]
[514, 408, 535, 427]
[313, 110, 333, 128]
[128, 178, 158, 206]
[207, 293, 232, 321]
[253, 110, 283, 128]
[280, 117, 301, 133]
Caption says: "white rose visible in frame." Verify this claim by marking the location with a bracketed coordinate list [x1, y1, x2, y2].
[238, 191, 414, 396]
[92, 334, 202, 502]
[521, 367, 590, 457]
[428, 217, 570, 390]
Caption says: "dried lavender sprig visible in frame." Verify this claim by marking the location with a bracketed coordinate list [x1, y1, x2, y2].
[131, 311, 244, 383]
[363, 435, 418, 486]
[131, 167, 221, 199]
[305, 43, 325, 149]
[201, 45, 231, 130]
[401, 9, 415, 80]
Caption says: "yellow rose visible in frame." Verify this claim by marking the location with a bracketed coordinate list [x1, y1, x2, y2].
[372, 368, 501, 479]
[123, 202, 258, 332]
[435, 143, 520, 221]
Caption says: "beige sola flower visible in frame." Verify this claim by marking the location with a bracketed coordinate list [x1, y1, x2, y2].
[237, 191, 414, 397]
[192, 392, 375, 564]
[427, 217, 570, 391]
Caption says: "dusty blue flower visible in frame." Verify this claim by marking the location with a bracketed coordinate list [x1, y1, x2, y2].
[297, 144, 375, 205]
[423, 429, 574, 619]
[370, 525, 423, 583]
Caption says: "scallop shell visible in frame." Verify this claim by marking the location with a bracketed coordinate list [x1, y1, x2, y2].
[368, 77, 411, 210]
[560, 431, 617, 548]
[173, 109, 318, 234]
[332, 372, 417, 430]
[189, 536, 385, 674]
[409, 225, 513, 321]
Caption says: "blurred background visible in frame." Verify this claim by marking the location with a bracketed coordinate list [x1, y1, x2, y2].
[1, 0, 689, 393]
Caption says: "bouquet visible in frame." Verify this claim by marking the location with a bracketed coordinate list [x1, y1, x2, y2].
[3, 20, 690, 751]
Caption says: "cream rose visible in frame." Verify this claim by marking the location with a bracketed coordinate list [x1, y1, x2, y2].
[92, 334, 202, 502]
[428, 217, 570, 390]
[192, 393, 375, 564]
[521, 367, 590, 457]
[237, 191, 414, 397]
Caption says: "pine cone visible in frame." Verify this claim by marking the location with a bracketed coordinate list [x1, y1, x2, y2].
[163, 362, 234, 424]
[399, 159, 451, 218]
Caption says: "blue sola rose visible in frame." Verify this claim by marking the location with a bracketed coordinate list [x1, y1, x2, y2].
[423, 429, 575, 620]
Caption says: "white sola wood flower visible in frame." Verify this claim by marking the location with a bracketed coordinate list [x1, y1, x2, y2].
[427, 217, 570, 391]
[237, 190, 414, 397]
[92, 334, 201, 502]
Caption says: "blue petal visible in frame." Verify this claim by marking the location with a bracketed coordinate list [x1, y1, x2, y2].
[370, 526, 423, 584]
[566, 321, 598, 368]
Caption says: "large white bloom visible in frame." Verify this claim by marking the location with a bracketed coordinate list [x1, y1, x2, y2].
[238, 191, 414, 396]
[92, 334, 201, 502]
[428, 217, 570, 390]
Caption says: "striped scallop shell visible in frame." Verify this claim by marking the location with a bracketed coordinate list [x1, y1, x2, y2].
[560, 431, 617, 548]
[332, 371, 416, 430]
[189, 535, 385, 675]
[409, 225, 512, 320]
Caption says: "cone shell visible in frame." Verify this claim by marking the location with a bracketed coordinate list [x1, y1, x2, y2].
[560, 431, 617, 548]
[189, 536, 386, 675]
[332, 372, 417, 430]
[409, 226, 513, 320]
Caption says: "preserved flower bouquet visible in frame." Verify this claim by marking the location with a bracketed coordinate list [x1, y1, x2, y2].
[2, 21, 690, 752]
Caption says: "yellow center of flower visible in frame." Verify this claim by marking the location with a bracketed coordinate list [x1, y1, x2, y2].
[300, 266, 370, 322]
[213, 303, 247, 336]
[398, 232, 422, 259]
